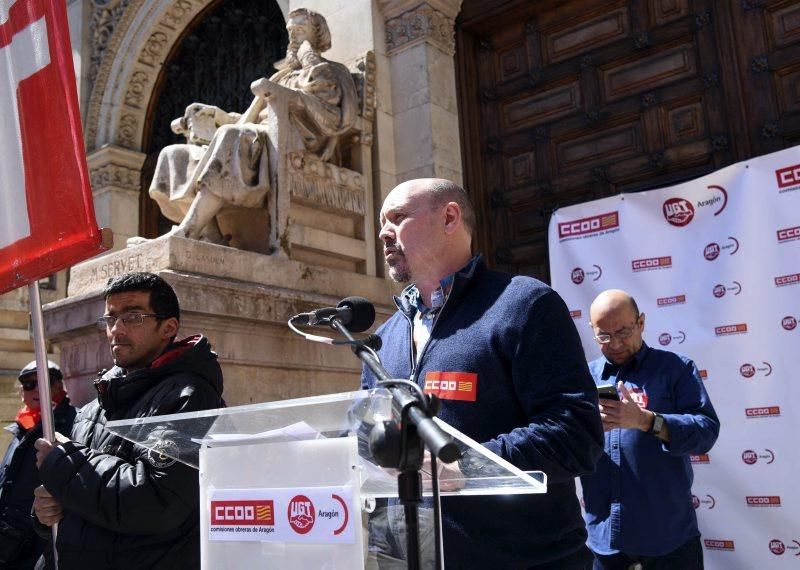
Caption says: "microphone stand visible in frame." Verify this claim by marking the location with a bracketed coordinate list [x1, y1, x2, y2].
[330, 319, 460, 570]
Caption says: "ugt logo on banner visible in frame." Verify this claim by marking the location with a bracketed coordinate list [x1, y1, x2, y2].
[0, 0, 105, 294]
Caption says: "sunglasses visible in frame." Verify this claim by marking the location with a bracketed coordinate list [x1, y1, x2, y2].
[20, 380, 38, 391]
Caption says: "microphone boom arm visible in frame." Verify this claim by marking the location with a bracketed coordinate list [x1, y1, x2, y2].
[330, 318, 461, 463]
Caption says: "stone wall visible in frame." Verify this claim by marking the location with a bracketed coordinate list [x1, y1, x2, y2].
[44, 236, 397, 407]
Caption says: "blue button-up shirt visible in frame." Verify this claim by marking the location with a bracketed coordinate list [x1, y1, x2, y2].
[400, 256, 475, 337]
[581, 342, 720, 557]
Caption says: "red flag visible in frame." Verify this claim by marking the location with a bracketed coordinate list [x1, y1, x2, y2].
[0, 0, 106, 294]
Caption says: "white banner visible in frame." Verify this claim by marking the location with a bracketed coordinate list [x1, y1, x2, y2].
[549, 146, 800, 568]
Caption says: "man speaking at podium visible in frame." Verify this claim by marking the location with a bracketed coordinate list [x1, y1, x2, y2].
[362, 178, 604, 568]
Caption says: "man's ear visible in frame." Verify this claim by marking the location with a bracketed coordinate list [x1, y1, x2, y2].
[159, 317, 180, 341]
[443, 202, 462, 235]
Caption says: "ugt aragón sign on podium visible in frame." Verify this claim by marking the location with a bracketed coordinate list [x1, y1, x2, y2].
[0, 0, 105, 294]
[106, 390, 546, 568]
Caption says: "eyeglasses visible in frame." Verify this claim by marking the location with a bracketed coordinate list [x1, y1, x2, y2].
[593, 320, 640, 344]
[20, 380, 38, 391]
[96, 313, 166, 330]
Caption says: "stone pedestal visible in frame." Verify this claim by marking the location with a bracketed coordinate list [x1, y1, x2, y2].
[43, 236, 396, 407]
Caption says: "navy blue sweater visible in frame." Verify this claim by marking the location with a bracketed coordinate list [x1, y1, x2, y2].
[362, 259, 603, 568]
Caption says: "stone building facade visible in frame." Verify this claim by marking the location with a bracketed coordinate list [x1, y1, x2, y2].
[0, 0, 467, 432]
[2, 0, 799, 436]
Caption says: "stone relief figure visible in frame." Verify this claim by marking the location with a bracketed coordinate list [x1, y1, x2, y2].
[138, 8, 358, 247]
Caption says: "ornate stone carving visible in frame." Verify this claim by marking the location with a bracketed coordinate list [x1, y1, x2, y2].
[138, 31, 168, 67]
[385, 3, 455, 55]
[89, 0, 133, 84]
[288, 152, 366, 216]
[162, 0, 196, 31]
[124, 70, 149, 108]
[90, 163, 141, 192]
[354, 51, 377, 123]
[86, 0, 209, 152]
[117, 113, 138, 148]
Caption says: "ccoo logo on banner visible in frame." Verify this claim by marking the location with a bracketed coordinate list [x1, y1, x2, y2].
[549, 146, 800, 569]
[208, 486, 354, 544]
[0, 0, 104, 294]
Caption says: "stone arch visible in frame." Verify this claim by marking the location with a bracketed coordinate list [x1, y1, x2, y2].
[85, 0, 289, 153]
[83, 0, 289, 245]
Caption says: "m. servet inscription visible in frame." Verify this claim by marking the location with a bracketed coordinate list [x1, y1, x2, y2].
[90, 254, 150, 282]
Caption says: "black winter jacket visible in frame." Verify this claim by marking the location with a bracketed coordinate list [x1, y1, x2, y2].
[38, 335, 224, 569]
[0, 397, 75, 568]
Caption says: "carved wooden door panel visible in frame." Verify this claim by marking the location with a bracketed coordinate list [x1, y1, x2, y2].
[456, 0, 800, 282]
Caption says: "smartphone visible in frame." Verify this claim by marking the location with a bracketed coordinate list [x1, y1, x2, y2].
[597, 383, 620, 400]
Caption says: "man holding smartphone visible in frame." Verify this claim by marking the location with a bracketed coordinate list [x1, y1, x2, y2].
[581, 289, 720, 570]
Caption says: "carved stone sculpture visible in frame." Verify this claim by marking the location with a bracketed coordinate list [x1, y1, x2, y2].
[139, 8, 359, 251]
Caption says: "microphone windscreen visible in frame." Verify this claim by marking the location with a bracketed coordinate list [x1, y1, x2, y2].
[363, 333, 383, 350]
[338, 296, 375, 332]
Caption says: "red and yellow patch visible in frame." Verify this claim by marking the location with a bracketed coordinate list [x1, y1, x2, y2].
[423, 371, 478, 402]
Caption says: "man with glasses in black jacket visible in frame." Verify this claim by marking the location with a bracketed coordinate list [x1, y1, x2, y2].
[32, 272, 224, 569]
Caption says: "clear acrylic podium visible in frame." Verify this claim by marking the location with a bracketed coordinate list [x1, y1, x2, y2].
[106, 389, 546, 568]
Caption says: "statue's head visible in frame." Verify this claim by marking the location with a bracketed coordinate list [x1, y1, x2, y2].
[287, 8, 332, 53]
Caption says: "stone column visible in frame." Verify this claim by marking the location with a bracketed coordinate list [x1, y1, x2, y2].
[87, 144, 147, 249]
[379, 0, 464, 188]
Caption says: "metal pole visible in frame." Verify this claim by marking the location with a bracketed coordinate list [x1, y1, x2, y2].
[28, 281, 59, 569]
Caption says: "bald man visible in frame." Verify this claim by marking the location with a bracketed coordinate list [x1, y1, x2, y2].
[362, 178, 603, 569]
[581, 289, 720, 570]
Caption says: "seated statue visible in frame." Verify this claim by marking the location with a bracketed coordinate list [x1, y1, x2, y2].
[141, 8, 358, 247]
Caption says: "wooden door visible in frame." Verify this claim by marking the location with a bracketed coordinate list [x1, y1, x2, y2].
[456, 0, 800, 282]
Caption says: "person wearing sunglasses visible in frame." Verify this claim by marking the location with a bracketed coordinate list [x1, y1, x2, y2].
[581, 289, 719, 570]
[0, 360, 75, 568]
[31, 272, 224, 569]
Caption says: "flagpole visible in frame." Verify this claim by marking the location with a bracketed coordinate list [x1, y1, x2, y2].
[28, 280, 59, 568]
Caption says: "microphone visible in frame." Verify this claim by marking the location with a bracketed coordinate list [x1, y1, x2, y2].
[361, 333, 382, 350]
[293, 296, 376, 333]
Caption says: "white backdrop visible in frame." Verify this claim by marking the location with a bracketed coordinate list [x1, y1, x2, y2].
[548, 146, 800, 568]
